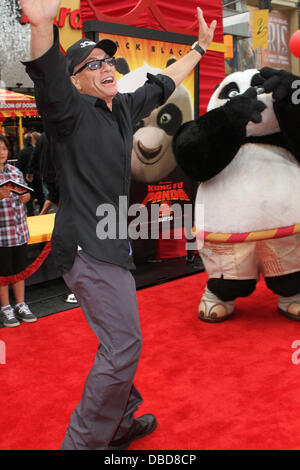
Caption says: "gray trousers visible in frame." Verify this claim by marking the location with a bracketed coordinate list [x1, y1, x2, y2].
[60, 250, 143, 450]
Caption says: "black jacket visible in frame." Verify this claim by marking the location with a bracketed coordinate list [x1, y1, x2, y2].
[24, 26, 175, 274]
[28, 132, 59, 205]
[17, 144, 33, 178]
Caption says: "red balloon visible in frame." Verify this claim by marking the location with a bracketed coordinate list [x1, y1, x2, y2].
[289, 30, 300, 58]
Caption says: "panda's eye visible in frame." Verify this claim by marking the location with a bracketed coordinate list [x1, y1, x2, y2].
[256, 87, 264, 95]
[228, 90, 239, 98]
[134, 120, 145, 133]
[159, 113, 171, 125]
[157, 103, 182, 136]
[218, 82, 240, 99]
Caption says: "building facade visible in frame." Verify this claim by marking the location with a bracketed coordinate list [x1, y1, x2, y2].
[224, 0, 300, 75]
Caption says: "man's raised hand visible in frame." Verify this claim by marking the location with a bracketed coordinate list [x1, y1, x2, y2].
[197, 7, 217, 52]
[20, 0, 61, 59]
[20, 0, 61, 27]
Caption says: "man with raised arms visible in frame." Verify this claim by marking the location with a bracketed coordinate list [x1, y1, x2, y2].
[20, 0, 216, 450]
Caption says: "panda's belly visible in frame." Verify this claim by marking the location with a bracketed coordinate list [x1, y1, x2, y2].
[195, 143, 300, 234]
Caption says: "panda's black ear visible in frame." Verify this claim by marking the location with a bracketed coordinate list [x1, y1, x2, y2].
[115, 57, 130, 75]
[214, 83, 220, 92]
[166, 58, 177, 67]
[251, 73, 264, 87]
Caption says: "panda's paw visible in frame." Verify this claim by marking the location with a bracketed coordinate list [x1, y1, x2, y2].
[224, 87, 266, 127]
[260, 67, 300, 102]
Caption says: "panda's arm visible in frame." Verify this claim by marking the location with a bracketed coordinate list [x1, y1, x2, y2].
[172, 106, 246, 182]
[273, 100, 300, 162]
[173, 87, 266, 182]
[260, 68, 300, 162]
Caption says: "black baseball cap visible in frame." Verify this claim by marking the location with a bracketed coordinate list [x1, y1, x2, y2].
[66, 37, 117, 75]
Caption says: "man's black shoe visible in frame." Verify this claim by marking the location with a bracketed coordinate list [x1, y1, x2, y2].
[108, 414, 157, 450]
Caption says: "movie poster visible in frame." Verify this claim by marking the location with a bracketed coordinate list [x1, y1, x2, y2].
[101, 32, 198, 262]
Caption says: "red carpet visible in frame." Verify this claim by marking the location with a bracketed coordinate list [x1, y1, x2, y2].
[1, 272, 300, 450]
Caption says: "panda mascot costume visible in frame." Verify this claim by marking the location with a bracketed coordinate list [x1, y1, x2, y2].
[173, 67, 300, 322]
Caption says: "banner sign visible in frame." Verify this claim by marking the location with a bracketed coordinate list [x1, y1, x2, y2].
[252, 9, 269, 50]
[261, 10, 291, 71]
[246, 7, 291, 72]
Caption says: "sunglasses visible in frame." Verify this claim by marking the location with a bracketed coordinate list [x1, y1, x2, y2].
[73, 57, 116, 75]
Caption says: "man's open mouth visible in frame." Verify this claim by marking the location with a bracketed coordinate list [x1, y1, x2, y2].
[101, 77, 114, 84]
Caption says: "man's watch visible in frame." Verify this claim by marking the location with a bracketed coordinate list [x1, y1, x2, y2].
[191, 41, 205, 57]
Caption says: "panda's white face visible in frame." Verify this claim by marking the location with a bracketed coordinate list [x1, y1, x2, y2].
[118, 63, 193, 182]
[131, 85, 193, 182]
[208, 69, 280, 137]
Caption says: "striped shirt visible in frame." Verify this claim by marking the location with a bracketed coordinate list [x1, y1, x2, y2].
[0, 164, 29, 247]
